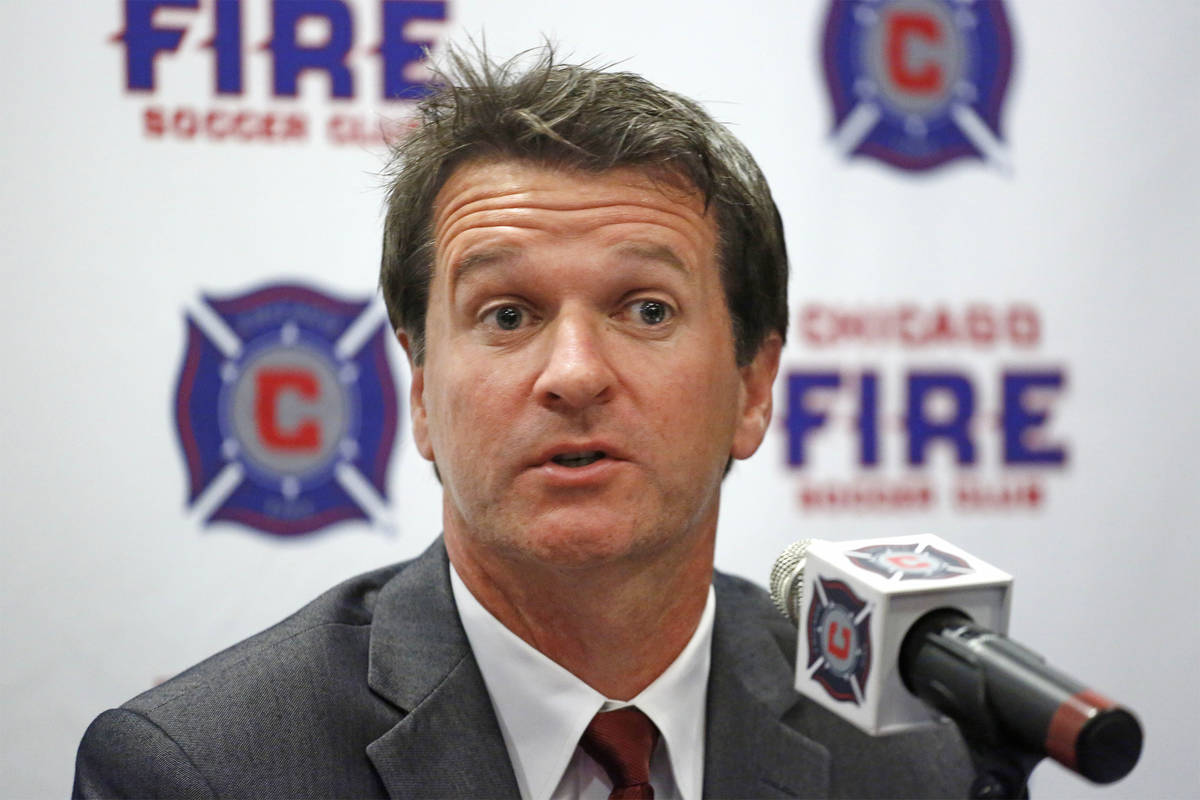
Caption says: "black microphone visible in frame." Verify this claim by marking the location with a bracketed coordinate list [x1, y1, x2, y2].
[769, 536, 1143, 787]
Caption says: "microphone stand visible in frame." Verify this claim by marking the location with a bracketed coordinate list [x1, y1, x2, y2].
[900, 612, 1043, 800]
[963, 739, 1041, 800]
[899, 609, 1143, 797]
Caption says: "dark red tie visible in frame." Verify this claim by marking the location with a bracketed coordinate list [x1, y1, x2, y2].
[580, 707, 660, 800]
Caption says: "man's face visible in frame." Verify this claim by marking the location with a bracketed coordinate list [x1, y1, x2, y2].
[405, 159, 780, 570]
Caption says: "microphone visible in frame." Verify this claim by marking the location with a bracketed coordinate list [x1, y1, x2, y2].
[769, 535, 1142, 787]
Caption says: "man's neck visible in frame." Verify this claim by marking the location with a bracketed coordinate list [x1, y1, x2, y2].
[445, 529, 715, 701]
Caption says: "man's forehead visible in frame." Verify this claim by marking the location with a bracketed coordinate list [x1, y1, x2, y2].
[433, 158, 708, 223]
[430, 159, 715, 272]
[448, 240, 691, 288]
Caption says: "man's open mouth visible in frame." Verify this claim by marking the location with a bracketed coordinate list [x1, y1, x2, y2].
[550, 451, 606, 468]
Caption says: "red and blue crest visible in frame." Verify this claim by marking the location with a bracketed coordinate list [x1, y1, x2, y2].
[174, 284, 399, 535]
[845, 542, 973, 580]
[822, 0, 1015, 171]
[806, 577, 873, 705]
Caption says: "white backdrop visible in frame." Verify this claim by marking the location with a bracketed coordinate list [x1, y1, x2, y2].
[3, 1, 1197, 797]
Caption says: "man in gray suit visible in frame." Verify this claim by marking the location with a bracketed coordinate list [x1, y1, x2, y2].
[75, 47, 972, 798]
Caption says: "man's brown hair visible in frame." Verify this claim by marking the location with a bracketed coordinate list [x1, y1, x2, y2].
[380, 45, 789, 366]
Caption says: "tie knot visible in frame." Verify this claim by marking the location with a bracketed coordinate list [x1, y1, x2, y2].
[580, 708, 660, 800]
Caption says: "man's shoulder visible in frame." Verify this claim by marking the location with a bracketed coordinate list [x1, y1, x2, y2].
[74, 545, 450, 798]
[712, 568, 797, 662]
[709, 568, 973, 798]
[127, 559, 406, 713]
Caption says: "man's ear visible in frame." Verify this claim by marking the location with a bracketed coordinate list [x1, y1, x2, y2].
[398, 329, 435, 462]
[731, 333, 783, 461]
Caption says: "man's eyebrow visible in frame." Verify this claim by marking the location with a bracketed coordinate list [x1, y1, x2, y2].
[613, 242, 690, 274]
[450, 247, 519, 283]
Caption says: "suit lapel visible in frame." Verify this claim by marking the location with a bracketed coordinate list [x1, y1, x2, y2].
[364, 539, 521, 798]
[704, 575, 831, 799]
[360, 545, 830, 798]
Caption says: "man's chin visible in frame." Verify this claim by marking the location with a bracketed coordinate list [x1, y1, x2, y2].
[488, 514, 667, 572]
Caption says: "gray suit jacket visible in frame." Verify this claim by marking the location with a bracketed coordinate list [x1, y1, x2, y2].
[74, 538, 973, 798]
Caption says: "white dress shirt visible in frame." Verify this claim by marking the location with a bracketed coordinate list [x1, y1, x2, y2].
[450, 564, 714, 800]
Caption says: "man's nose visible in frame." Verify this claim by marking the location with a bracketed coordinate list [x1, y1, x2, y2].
[533, 312, 616, 409]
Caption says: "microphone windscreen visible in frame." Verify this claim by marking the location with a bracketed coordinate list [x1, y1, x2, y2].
[769, 539, 811, 623]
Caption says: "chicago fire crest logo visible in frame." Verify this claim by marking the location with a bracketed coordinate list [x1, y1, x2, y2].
[821, 0, 1015, 171]
[806, 577, 873, 704]
[846, 542, 974, 580]
[175, 284, 399, 535]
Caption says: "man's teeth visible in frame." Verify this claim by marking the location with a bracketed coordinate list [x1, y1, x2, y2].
[551, 451, 605, 467]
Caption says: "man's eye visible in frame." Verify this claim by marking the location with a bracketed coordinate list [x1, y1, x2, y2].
[487, 305, 525, 331]
[630, 299, 672, 326]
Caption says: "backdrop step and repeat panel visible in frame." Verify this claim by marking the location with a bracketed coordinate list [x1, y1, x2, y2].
[3, 2, 1196, 797]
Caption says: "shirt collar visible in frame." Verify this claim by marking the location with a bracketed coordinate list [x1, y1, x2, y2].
[450, 564, 714, 800]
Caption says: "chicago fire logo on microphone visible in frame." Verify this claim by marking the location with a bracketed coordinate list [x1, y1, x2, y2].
[846, 542, 973, 581]
[821, 0, 1015, 171]
[174, 283, 399, 535]
[806, 577, 873, 705]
